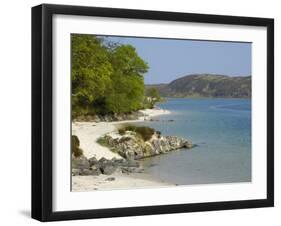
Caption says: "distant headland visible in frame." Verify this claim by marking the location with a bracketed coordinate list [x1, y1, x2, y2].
[146, 74, 251, 98]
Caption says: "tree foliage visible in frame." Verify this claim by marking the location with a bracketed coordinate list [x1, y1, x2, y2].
[146, 87, 160, 101]
[144, 87, 161, 109]
[71, 35, 149, 117]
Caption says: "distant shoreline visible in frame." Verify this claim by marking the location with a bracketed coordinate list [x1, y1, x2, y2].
[159, 96, 252, 100]
[145, 74, 251, 99]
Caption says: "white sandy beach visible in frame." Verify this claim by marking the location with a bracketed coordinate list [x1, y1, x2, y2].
[72, 172, 172, 192]
[72, 108, 171, 191]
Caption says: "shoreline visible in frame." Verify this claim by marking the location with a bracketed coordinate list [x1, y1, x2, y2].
[72, 108, 172, 191]
[72, 108, 171, 160]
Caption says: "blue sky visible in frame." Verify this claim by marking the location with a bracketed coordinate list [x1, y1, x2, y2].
[104, 36, 252, 84]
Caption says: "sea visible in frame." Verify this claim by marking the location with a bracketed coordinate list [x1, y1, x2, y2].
[133, 98, 251, 185]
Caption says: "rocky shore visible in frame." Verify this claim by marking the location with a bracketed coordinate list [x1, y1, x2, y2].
[72, 155, 143, 176]
[72, 129, 193, 176]
[99, 131, 193, 160]
[71, 108, 193, 190]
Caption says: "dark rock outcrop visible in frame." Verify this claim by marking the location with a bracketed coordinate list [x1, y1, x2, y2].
[72, 154, 142, 176]
[72, 155, 90, 170]
[72, 131, 193, 176]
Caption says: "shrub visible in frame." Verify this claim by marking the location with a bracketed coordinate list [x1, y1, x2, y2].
[118, 128, 126, 135]
[72, 135, 83, 157]
[97, 136, 119, 153]
[136, 126, 155, 141]
[97, 136, 110, 147]
[120, 125, 155, 141]
[123, 125, 137, 132]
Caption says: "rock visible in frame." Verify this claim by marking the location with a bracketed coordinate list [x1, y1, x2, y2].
[126, 159, 140, 167]
[72, 168, 82, 176]
[88, 156, 98, 166]
[72, 155, 90, 170]
[112, 158, 126, 165]
[98, 157, 108, 163]
[121, 167, 144, 173]
[77, 167, 101, 176]
[79, 169, 93, 176]
[183, 141, 193, 149]
[71, 133, 192, 176]
[72, 152, 144, 176]
[100, 164, 117, 175]
[98, 157, 111, 168]
[89, 165, 102, 175]
[160, 139, 170, 153]
[105, 177, 115, 181]
[151, 140, 162, 154]
[97, 158, 118, 174]
[101, 131, 193, 161]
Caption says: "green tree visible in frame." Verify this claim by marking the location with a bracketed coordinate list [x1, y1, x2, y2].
[105, 45, 148, 113]
[144, 87, 161, 108]
[146, 87, 160, 101]
[71, 35, 149, 117]
[71, 34, 112, 116]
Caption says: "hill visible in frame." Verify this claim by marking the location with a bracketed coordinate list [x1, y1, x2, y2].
[146, 74, 251, 98]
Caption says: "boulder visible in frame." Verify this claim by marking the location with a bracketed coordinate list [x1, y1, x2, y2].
[100, 164, 117, 175]
[72, 155, 90, 170]
[78, 169, 98, 176]
[105, 177, 115, 181]
[89, 165, 102, 175]
[121, 167, 144, 174]
[88, 156, 98, 166]
[126, 159, 140, 167]
[72, 168, 82, 176]
[183, 141, 193, 149]
[97, 157, 117, 175]
[80, 169, 93, 176]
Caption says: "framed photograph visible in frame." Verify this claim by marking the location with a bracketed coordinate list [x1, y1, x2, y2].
[32, 4, 274, 221]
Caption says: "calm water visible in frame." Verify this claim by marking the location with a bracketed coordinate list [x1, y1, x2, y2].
[134, 98, 251, 185]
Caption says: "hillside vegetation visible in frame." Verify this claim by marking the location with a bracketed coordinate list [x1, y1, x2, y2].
[146, 74, 251, 98]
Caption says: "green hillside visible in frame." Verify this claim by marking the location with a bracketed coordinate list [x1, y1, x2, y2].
[146, 74, 251, 98]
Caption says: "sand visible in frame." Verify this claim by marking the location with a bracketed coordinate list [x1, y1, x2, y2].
[72, 172, 172, 192]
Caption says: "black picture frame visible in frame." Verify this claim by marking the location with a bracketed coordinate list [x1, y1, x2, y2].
[32, 3, 274, 222]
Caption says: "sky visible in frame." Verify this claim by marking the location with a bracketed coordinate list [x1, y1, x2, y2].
[104, 36, 252, 85]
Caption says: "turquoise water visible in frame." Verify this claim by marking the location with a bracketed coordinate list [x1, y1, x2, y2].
[135, 98, 251, 185]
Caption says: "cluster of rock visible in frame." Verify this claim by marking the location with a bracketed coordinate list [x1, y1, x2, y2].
[72, 130, 193, 176]
[101, 131, 193, 160]
[72, 155, 143, 176]
[73, 111, 144, 122]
